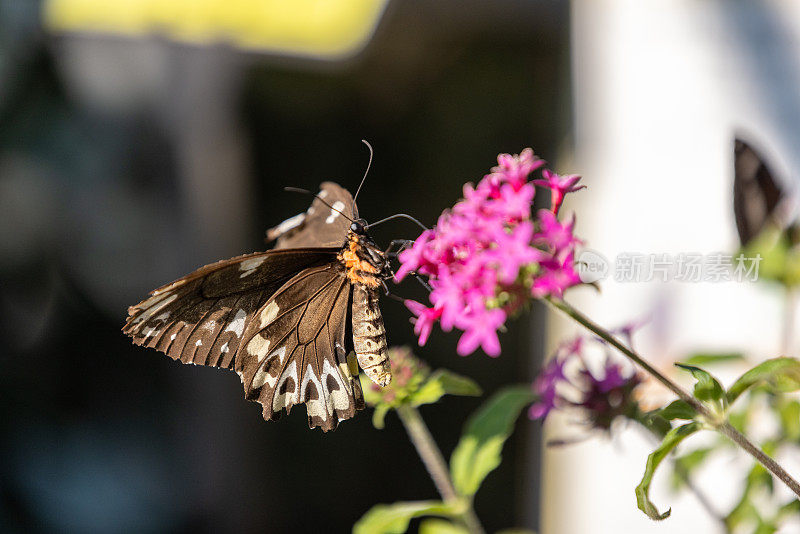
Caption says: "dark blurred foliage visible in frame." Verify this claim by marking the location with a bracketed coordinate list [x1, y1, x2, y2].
[0, 1, 568, 532]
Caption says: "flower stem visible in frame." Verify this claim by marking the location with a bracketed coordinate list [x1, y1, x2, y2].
[547, 297, 800, 500]
[396, 404, 485, 534]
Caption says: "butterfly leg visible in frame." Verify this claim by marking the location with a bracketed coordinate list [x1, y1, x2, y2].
[384, 239, 414, 258]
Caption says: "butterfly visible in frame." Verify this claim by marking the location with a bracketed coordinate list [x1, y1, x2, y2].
[733, 138, 787, 246]
[123, 182, 394, 432]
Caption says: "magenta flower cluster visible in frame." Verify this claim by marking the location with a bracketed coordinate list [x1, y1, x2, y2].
[529, 334, 642, 431]
[397, 148, 585, 356]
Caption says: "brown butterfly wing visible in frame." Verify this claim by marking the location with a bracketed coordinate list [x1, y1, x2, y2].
[267, 182, 359, 249]
[123, 248, 336, 368]
[125, 181, 368, 430]
[238, 264, 364, 431]
[734, 139, 785, 246]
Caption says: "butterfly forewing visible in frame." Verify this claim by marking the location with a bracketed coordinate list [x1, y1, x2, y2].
[123, 249, 336, 369]
[268, 182, 358, 249]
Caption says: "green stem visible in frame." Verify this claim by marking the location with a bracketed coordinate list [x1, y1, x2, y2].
[396, 404, 485, 534]
[546, 297, 800, 501]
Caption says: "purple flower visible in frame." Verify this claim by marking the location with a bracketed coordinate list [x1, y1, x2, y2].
[576, 358, 642, 430]
[529, 332, 643, 430]
[529, 357, 567, 419]
[533, 169, 585, 215]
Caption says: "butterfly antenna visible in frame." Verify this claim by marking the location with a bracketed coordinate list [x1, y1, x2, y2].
[353, 139, 373, 204]
[283, 187, 354, 223]
[365, 213, 429, 232]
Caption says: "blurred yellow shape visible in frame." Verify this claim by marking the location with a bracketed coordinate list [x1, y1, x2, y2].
[44, 0, 389, 59]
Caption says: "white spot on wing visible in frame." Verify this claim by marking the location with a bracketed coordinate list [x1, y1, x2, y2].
[170, 333, 177, 341]
[239, 257, 267, 278]
[321, 359, 350, 411]
[143, 327, 158, 340]
[274, 213, 305, 235]
[154, 312, 170, 322]
[224, 309, 247, 338]
[195, 339, 203, 347]
[250, 339, 272, 389]
[252, 345, 286, 389]
[246, 333, 270, 358]
[134, 293, 177, 324]
[259, 301, 280, 328]
[325, 201, 346, 224]
[301, 364, 328, 419]
[273, 360, 299, 410]
[220, 342, 229, 354]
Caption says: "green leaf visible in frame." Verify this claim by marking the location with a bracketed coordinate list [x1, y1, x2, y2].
[726, 498, 759, 532]
[635, 421, 702, 520]
[657, 400, 697, 421]
[683, 352, 746, 366]
[410, 370, 482, 408]
[372, 404, 391, 430]
[755, 521, 778, 534]
[671, 447, 712, 490]
[728, 408, 750, 433]
[675, 363, 726, 411]
[740, 224, 800, 288]
[779, 399, 800, 441]
[418, 519, 469, 534]
[450, 386, 535, 497]
[776, 499, 800, 522]
[727, 357, 800, 404]
[353, 501, 456, 534]
[641, 413, 672, 437]
[361, 374, 383, 405]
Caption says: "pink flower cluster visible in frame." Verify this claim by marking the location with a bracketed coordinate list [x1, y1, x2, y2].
[397, 148, 585, 357]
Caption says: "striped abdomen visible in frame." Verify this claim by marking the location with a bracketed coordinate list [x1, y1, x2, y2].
[352, 285, 391, 387]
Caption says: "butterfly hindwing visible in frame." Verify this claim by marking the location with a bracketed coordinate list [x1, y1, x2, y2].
[238, 264, 364, 431]
[268, 182, 358, 249]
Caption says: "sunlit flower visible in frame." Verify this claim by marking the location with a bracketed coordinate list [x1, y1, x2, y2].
[396, 148, 586, 356]
[530, 251, 582, 299]
[405, 300, 442, 346]
[533, 169, 585, 215]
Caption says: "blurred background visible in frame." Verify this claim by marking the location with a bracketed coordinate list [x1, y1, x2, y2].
[2, 0, 800, 533]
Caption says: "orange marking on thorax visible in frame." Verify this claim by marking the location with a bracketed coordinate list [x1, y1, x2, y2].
[339, 235, 381, 287]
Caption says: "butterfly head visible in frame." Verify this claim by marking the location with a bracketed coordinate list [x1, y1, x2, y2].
[350, 218, 369, 235]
